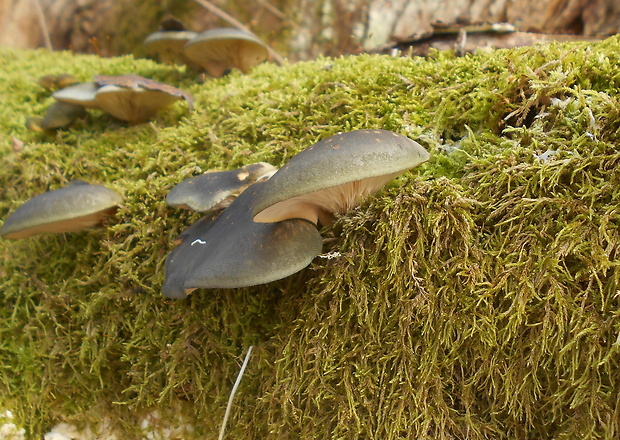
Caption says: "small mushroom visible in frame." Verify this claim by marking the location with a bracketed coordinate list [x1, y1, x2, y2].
[252, 129, 431, 225]
[183, 28, 269, 77]
[38, 74, 79, 90]
[166, 162, 277, 212]
[26, 101, 87, 131]
[161, 180, 322, 298]
[144, 18, 198, 66]
[1, 180, 123, 239]
[53, 75, 193, 123]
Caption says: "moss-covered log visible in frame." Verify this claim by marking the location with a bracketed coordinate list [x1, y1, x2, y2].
[1, 37, 620, 438]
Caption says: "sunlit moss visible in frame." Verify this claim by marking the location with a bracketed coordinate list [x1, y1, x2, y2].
[1, 37, 620, 438]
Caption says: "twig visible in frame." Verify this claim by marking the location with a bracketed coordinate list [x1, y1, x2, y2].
[193, 0, 284, 65]
[218, 345, 254, 440]
[255, 0, 303, 32]
[32, 0, 53, 50]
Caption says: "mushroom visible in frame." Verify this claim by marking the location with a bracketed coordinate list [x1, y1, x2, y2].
[52, 75, 194, 123]
[161, 180, 322, 298]
[166, 162, 277, 212]
[174, 210, 220, 245]
[26, 101, 87, 131]
[144, 18, 198, 66]
[183, 28, 269, 77]
[1, 180, 123, 239]
[252, 129, 431, 225]
[52, 82, 100, 109]
[38, 74, 79, 90]
[92, 74, 194, 123]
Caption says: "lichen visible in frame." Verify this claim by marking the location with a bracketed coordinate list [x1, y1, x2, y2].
[1, 37, 620, 438]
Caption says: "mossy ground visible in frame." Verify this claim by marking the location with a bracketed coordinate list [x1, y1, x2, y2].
[1, 37, 620, 438]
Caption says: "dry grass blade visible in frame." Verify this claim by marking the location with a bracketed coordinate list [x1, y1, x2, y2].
[32, 0, 52, 50]
[218, 345, 254, 440]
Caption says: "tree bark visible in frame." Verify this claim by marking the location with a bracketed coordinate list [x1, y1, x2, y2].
[0, 0, 618, 60]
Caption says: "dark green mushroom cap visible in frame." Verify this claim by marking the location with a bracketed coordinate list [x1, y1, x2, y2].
[166, 162, 277, 212]
[174, 210, 221, 245]
[183, 28, 269, 77]
[161, 180, 322, 298]
[252, 129, 431, 225]
[0, 181, 123, 239]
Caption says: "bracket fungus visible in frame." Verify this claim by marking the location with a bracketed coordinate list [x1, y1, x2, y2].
[0, 180, 123, 239]
[52, 75, 193, 123]
[252, 129, 431, 225]
[166, 162, 277, 212]
[161, 180, 322, 298]
[183, 28, 269, 77]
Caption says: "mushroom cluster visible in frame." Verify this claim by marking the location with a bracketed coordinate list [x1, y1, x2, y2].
[6, 23, 432, 301]
[161, 129, 429, 298]
[145, 24, 269, 77]
[26, 73, 194, 131]
[162, 180, 323, 298]
[53, 74, 194, 123]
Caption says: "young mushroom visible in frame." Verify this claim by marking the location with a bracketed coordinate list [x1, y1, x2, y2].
[183, 28, 269, 77]
[166, 162, 277, 212]
[161, 180, 322, 298]
[38, 74, 79, 90]
[252, 129, 431, 226]
[53, 75, 194, 123]
[1, 180, 123, 239]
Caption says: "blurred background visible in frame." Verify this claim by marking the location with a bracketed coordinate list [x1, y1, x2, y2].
[0, 0, 619, 61]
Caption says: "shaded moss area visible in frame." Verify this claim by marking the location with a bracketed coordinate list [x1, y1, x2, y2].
[1, 37, 620, 438]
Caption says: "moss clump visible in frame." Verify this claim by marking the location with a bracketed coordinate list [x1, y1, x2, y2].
[1, 37, 620, 438]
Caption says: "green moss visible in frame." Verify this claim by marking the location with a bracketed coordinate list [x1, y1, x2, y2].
[1, 38, 620, 438]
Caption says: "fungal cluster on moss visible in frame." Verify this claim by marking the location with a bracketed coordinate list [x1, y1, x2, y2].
[53, 74, 194, 124]
[1, 127, 430, 300]
[26, 73, 194, 129]
[162, 129, 429, 298]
